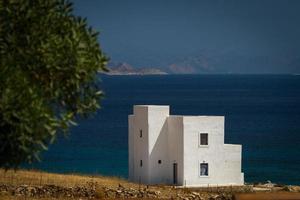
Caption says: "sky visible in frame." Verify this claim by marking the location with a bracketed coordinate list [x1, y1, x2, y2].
[72, 0, 300, 74]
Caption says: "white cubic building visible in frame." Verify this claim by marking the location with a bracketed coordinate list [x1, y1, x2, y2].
[128, 105, 244, 186]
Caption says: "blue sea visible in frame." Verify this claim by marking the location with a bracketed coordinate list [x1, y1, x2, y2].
[29, 75, 300, 185]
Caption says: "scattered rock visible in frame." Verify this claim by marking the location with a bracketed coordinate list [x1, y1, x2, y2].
[253, 187, 272, 192]
[0, 182, 299, 199]
[282, 185, 300, 192]
[263, 180, 275, 188]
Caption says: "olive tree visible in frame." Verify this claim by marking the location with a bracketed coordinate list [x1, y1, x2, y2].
[0, 0, 108, 168]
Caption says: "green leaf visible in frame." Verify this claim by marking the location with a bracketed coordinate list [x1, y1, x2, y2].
[69, 120, 77, 126]
[0, 0, 107, 168]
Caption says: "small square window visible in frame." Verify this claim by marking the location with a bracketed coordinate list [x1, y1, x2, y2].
[158, 160, 162, 164]
[200, 163, 208, 176]
[140, 160, 143, 167]
[200, 133, 208, 145]
[140, 129, 142, 138]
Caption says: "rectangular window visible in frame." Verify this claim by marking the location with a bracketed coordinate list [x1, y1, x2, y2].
[200, 163, 208, 176]
[139, 129, 142, 138]
[140, 160, 143, 167]
[199, 133, 208, 145]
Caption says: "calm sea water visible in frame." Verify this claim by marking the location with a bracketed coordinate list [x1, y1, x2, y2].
[29, 75, 300, 185]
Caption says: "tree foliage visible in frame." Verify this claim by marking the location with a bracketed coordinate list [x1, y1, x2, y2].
[0, 0, 108, 168]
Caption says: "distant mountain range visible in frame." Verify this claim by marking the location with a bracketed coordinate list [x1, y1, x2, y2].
[105, 62, 167, 75]
[105, 51, 300, 75]
[166, 53, 300, 74]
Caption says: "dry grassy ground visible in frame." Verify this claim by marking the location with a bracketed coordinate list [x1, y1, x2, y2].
[0, 169, 135, 189]
[0, 169, 174, 199]
[0, 169, 299, 200]
[0, 169, 135, 199]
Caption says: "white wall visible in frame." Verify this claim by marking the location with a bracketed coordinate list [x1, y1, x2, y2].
[130, 106, 150, 183]
[183, 116, 243, 186]
[223, 144, 244, 184]
[148, 106, 170, 184]
[128, 115, 134, 181]
[129, 105, 243, 186]
[167, 116, 184, 185]
[129, 105, 171, 185]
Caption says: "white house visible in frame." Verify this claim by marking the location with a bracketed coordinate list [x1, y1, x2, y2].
[128, 105, 244, 186]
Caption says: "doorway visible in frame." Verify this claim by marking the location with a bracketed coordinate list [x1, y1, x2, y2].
[173, 163, 178, 185]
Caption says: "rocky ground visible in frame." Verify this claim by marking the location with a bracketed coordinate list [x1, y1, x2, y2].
[1, 182, 300, 200]
[0, 182, 244, 199]
[0, 170, 299, 200]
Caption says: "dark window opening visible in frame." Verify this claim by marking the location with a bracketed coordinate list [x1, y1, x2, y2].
[140, 129, 142, 138]
[158, 160, 162, 164]
[200, 133, 208, 145]
[200, 163, 208, 176]
[140, 160, 143, 167]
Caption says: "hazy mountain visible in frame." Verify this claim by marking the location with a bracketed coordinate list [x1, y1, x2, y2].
[106, 50, 300, 75]
[105, 62, 167, 75]
[166, 50, 300, 74]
